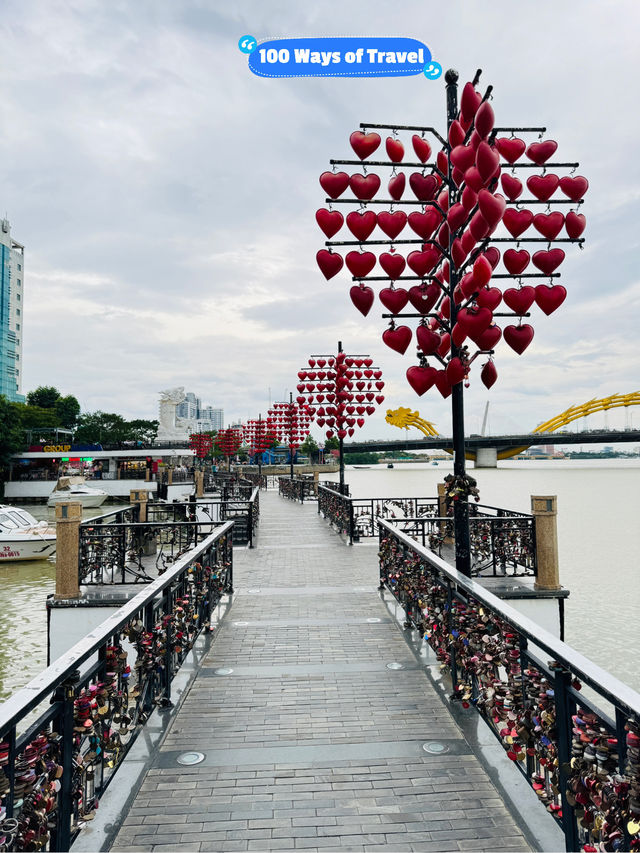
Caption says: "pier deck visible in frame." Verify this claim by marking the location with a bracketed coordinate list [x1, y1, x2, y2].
[110, 492, 531, 852]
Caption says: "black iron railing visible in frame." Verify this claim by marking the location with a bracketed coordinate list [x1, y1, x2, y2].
[0, 524, 233, 852]
[278, 476, 316, 503]
[378, 518, 640, 853]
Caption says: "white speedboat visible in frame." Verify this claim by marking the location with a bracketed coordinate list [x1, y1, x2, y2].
[0, 506, 56, 561]
[47, 476, 108, 508]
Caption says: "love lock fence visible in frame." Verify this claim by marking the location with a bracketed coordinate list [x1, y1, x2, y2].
[378, 518, 640, 852]
[278, 476, 317, 503]
[0, 524, 233, 852]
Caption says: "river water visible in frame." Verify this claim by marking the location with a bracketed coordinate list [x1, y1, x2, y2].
[0, 461, 638, 703]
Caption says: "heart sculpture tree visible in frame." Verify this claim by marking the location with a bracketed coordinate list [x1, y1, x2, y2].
[189, 432, 214, 460]
[295, 341, 385, 492]
[268, 395, 313, 479]
[213, 427, 244, 471]
[243, 415, 279, 476]
[314, 68, 587, 576]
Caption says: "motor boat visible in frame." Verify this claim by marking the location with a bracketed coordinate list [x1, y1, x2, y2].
[0, 505, 56, 561]
[47, 476, 108, 508]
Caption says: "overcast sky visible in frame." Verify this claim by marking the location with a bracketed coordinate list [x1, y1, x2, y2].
[1, 0, 639, 440]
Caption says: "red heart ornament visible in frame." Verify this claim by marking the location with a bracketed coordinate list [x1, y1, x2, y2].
[532, 248, 565, 274]
[448, 120, 465, 148]
[535, 284, 567, 315]
[565, 211, 586, 239]
[412, 135, 432, 163]
[375, 395, 384, 404]
[377, 210, 407, 239]
[476, 141, 501, 183]
[525, 140, 558, 165]
[477, 287, 502, 311]
[459, 272, 477, 299]
[503, 208, 533, 238]
[484, 247, 501, 269]
[385, 136, 404, 163]
[461, 185, 477, 212]
[319, 171, 349, 199]
[437, 150, 448, 175]
[406, 365, 438, 395]
[503, 248, 530, 275]
[407, 247, 441, 276]
[481, 360, 498, 389]
[416, 325, 441, 354]
[379, 252, 406, 280]
[478, 190, 506, 228]
[446, 357, 467, 386]
[434, 370, 451, 399]
[317, 250, 343, 280]
[350, 131, 381, 160]
[451, 322, 467, 347]
[346, 210, 377, 241]
[439, 296, 450, 319]
[503, 286, 535, 314]
[346, 251, 376, 277]
[456, 306, 493, 337]
[463, 166, 483, 193]
[379, 286, 409, 313]
[501, 174, 523, 201]
[408, 208, 441, 239]
[559, 175, 588, 201]
[474, 101, 495, 138]
[451, 238, 467, 267]
[496, 137, 526, 164]
[383, 325, 412, 354]
[350, 173, 381, 200]
[475, 324, 502, 350]
[388, 172, 406, 200]
[533, 212, 564, 240]
[409, 173, 439, 201]
[316, 208, 344, 238]
[460, 82, 481, 119]
[504, 324, 534, 354]
[447, 202, 467, 232]
[408, 283, 440, 313]
[450, 145, 476, 173]
[527, 174, 559, 202]
[437, 332, 451, 357]
[473, 254, 493, 288]
[461, 229, 476, 256]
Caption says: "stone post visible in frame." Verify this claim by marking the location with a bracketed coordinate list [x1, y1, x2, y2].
[130, 489, 148, 522]
[313, 470, 319, 496]
[531, 495, 560, 590]
[54, 502, 83, 600]
[437, 482, 453, 545]
[167, 468, 173, 486]
[195, 471, 204, 498]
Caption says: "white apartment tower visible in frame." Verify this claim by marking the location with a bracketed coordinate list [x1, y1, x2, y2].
[0, 218, 25, 402]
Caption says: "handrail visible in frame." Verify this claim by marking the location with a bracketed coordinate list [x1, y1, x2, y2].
[378, 518, 640, 851]
[0, 523, 233, 851]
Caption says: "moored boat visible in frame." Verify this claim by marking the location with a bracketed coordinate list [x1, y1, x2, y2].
[0, 505, 56, 561]
[47, 476, 108, 508]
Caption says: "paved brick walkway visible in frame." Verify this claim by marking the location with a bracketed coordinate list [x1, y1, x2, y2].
[110, 492, 529, 852]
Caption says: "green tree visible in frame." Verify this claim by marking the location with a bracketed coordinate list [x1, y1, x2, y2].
[12, 403, 61, 431]
[324, 436, 339, 451]
[300, 434, 319, 462]
[127, 419, 159, 444]
[26, 386, 61, 408]
[0, 396, 26, 481]
[74, 412, 128, 445]
[54, 395, 81, 429]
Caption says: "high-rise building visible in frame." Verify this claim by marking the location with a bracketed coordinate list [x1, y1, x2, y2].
[199, 406, 224, 431]
[176, 392, 224, 432]
[177, 391, 201, 420]
[0, 218, 25, 402]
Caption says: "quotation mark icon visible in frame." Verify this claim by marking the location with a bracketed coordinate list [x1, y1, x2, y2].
[238, 35, 257, 54]
[423, 61, 442, 80]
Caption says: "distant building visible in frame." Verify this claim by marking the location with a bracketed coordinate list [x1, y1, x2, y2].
[199, 406, 224, 431]
[177, 391, 223, 432]
[0, 218, 25, 402]
[177, 392, 201, 421]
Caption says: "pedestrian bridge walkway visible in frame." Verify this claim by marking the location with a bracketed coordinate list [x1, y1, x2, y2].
[110, 492, 532, 852]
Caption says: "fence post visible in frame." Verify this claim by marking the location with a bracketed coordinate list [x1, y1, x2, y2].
[195, 470, 204, 497]
[54, 502, 83, 599]
[167, 468, 173, 486]
[348, 499, 354, 546]
[130, 489, 148, 522]
[437, 482, 453, 543]
[531, 495, 560, 589]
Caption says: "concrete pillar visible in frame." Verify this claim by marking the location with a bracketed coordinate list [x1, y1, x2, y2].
[474, 447, 498, 468]
[130, 489, 148, 522]
[531, 495, 560, 590]
[195, 471, 204, 498]
[313, 470, 319, 496]
[437, 483, 453, 544]
[167, 468, 173, 486]
[54, 502, 83, 600]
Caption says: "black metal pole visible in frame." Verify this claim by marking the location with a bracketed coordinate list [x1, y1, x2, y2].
[289, 392, 294, 480]
[337, 340, 345, 493]
[445, 68, 471, 578]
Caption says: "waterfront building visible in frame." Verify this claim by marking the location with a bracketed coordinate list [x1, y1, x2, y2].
[0, 217, 25, 402]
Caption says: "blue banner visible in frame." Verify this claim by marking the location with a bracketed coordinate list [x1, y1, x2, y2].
[248, 37, 432, 78]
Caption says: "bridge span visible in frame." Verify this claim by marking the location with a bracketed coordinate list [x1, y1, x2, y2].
[343, 429, 640, 465]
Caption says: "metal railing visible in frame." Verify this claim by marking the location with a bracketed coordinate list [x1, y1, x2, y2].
[0, 524, 233, 852]
[378, 518, 640, 853]
[278, 476, 317, 503]
[317, 486, 537, 576]
[78, 491, 259, 584]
